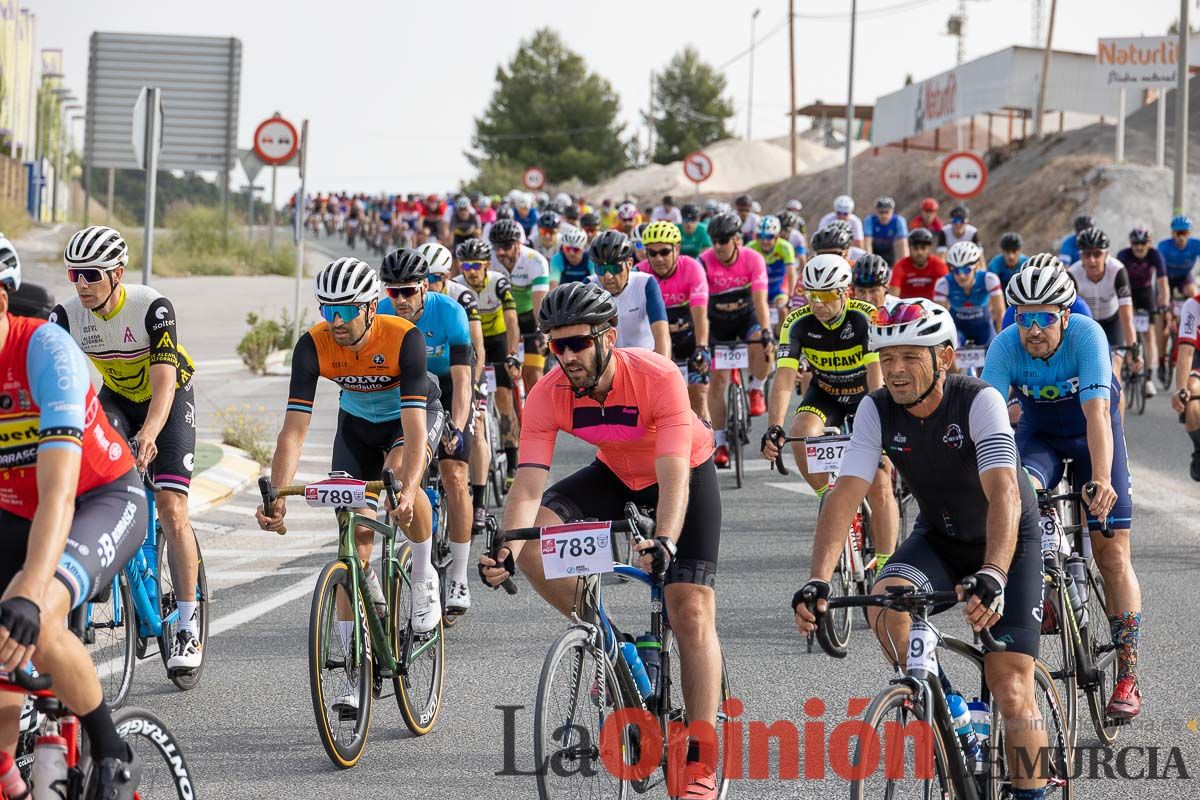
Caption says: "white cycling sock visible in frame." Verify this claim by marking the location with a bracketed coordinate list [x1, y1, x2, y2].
[176, 601, 198, 637]
[408, 537, 436, 581]
[715, 430, 727, 448]
[748, 376, 766, 392]
[338, 621, 353, 654]
[450, 540, 471, 584]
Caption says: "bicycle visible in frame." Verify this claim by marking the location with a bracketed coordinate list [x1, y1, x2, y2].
[424, 449, 462, 629]
[1036, 472, 1124, 748]
[803, 582, 1074, 800]
[84, 457, 210, 708]
[489, 504, 733, 800]
[712, 340, 753, 488]
[771, 426, 874, 649]
[955, 343, 988, 378]
[480, 368, 509, 507]
[258, 468, 445, 769]
[1116, 342, 1147, 416]
[6, 668, 196, 798]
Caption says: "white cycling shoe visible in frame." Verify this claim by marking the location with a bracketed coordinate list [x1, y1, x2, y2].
[166, 630, 202, 671]
[446, 580, 471, 616]
[410, 575, 441, 633]
[332, 692, 359, 720]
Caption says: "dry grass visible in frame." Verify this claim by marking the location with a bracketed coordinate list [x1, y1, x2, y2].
[215, 404, 275, 465]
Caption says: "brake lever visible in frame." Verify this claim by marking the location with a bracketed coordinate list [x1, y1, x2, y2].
[257, 477, 286, 536]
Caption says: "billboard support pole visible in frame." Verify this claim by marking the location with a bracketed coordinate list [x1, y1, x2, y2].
[1033, 0, 1057, 137]
[1156, 89, 1167, 168]
[1115, 88, 1125, 164]
[1173, 0, 1189, 214]
[142, 87, 160, 285]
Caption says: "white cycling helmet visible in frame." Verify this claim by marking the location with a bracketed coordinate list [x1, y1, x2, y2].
[0, 235, 20, 290]
[946, 240, 983, 268]
[1005, 264, 1077, 308]
[785, 199, 803, 212]
[802, 253, 853, 291]
[314, 257, 379, 304]
[617, 202, 639, 222]
[833, 195, 855, 214]
[65, 225, 128, 271]
[869, 298, 958, 351]
[560, 225, 588, 249]
[759, 215, 782, 237]
[554, 192, 573, 209]
[417, 242, 454, 275]
[1022, 252, 1063, 271]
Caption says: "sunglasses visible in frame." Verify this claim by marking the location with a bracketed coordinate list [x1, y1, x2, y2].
[385, 285, 422, 299]
[951, 218, 967, 224]
[646, 247, 673, 258]
[547, 334, 598, 356]
[808, 289, 844, 304]
[427, 274, 445, 283]
[494, 241, 520, 251]
[320, 303, 364, 323]
[562, 246, 583, 256]
[596, 262, 626, 276]
[1081, 249, 1106, 258]
[539, 227, 557, 235]
[1015, 309, 1064, 329]
[712, 235, 734, 245]
[758, 234, 776, 242]
[460, 261, 487, 272]
[67, 267, 110, 284]
[951, 266, 975, 277]
[875, 303, 927, 326]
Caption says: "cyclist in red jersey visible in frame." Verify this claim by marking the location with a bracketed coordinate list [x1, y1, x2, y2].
[480, 282, 724, 799]
[910, 197, 944, 234]
[889, 227, 948, 300]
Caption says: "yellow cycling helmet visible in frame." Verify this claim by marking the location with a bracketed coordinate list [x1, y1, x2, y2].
[640, 221, 682, 246]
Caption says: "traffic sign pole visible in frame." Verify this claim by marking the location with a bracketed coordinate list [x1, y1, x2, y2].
[140, 87, 162, 285]
[269, 166, 278, 254]
[293, 119, 308, 346]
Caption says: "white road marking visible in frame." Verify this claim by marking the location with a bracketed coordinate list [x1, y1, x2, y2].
[766, 481, 812, 495]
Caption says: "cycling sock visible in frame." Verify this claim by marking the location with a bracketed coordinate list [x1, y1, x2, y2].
[714, 430, 727, 448]
[504, 447, 518, 475]
[1009, 788, 1047, 800]
[748, 376, 765, 392]
[450, 540, 471, 584]
[176, 601, 198, 636]
[408, 536, 436, 581]
[80, 701, 127, 761]
[874, 552, 891, 570]
[814, 484, 829, 499]
[338, 621, 353, 654]
[472, 485, 486, 509]
[1108, 611, 1141, 679]
[1189, 429, 1200, 452]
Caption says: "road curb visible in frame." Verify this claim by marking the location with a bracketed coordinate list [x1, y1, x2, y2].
[189, 442, 262, 515]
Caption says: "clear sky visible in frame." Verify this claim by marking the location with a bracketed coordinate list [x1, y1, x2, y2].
[35, 0, 1181, 194]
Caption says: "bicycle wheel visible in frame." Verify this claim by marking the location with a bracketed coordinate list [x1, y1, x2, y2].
[988, 660, 1074, 800]
[156, 527, 210, 690]
[107, 706, 195, 799]
[308, 559, 373, 768]
[849, 683, 952, 800]
[1082, 567, 1121, 745]
[826, 547, 854, 649]
[87, 574, 137, 709]
[487, 403, 507, 506]
[534, 626, 629, 800]
[726, 382, 745, 489]
[1039, 571, 1079, 751]
[391, 543, 445, 736]
[661, 635, 733, 799]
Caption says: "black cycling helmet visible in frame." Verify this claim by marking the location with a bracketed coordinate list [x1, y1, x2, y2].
[734, 194, 753, 210]
[680, 203, 699, 223]
[778, 210, 800, 231]
[378, 248, 428, 283]
[539, 211, 562, 230]
[489, 218, 524, 244]
[706, 212, 743, 240]
[580, 211, 600, 228]
[875, 196, 896, 210]
[949, 205, 970, 221]
[999, 232, 1023, 252]
[589, 229, 635, 265]
[852, 253, 891, 288]
[495, 206, 515, 221]
[908, 227, 935, 246]
[1129, 226, 1152, 245]
[810, 225, 852, 253]
[537, 281, 618, 334]
[1073, 214, 1096, 233]
[455, 238, 492, 262]
[1076, 227, 1110, 251]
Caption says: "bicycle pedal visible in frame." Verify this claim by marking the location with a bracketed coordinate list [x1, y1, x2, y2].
[1106, 717, 1132, 727]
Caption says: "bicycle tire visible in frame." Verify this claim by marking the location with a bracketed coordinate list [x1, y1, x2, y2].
[308, 559, 374, 768]
[112, 706, 196, 799]
[1082, 567, 1121, 745]
[849, 683, 953, 800]
[1040, 571, 1079, 751]
[988, 660, 1074, 800]
[726, 381, 744, 489]
[156, 527, 210, 690]
[88, 573, 137, 709]
[391, 543, 445, 736]
[487, 401, 507, 506]
[534, 626, 629, 800]
[827, 547, 854, 649]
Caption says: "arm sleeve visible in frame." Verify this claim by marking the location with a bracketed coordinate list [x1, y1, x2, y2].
[686, 258, 709, 307]
[644, 276, 667, 323]
[968, 387, 1020, 474]
[648, 361, 696, 459]
[1113, 264, 1132, 305]
[933, 276, 950, 305]
[838, 396, 885, 483]
[27, 324, 87, 452]
[780, 240, 797, 265]
[1180, 300, 1200, 347]
[286, 333, 321, 414]
[515, 381, 558, 470]
[447, 302, 471, 346]
[49, 304, 69, 334]
[980, 332, 1015, 396]
[1074, 319, 1115, 402]
[776, 309, 805, 370]
[145, 297, 182, 370]
[458, 288, 481, 322]
[398, 326, 429, 409]
[936, 230, 948, 249]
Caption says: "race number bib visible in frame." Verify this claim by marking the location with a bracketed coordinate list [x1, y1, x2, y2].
[484, 365, 498, 394]
[712, 344, 749, 370]
[305, 477, 370, 509]
[540, 522, 613, 580]
[1133, 311, 1150, 333]
[956, 347, 987, 371]
[906, 619, 939, 675]
[805, 434, 850, 474]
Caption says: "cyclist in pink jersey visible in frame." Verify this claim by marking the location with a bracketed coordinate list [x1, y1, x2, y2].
[700, 213, 774, 466]
[480, 282, 724, 799]
[638, 221, 712, 420]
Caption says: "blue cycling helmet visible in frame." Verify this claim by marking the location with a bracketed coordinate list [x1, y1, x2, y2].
[1171, 215, 1193, 232]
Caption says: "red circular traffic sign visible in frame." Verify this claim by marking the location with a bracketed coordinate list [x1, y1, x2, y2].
[683, 151, 714, 184]
[522, 167, 546, 191]
[253, 116, 299, 165]
[939, 151, 987, 199]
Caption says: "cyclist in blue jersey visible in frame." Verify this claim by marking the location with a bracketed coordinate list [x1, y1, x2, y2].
[935, 241, 1003, 350]
[379, 249, 476, 616]
[748, 215, 798, 332]
[1000, 254, 1092, 329]
[863, 196, 909, 266]
[987, 232, 1027, 289]
[982, 264, 1144, 720]
[1157, 215, 1200, 299]
[548, 226, 593, 287]
[1059, 214, 1095, 266]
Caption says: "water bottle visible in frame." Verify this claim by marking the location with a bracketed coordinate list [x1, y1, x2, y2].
[947, 693, 983, 774]
[968, 698, 991, 758]
[635, 634, 662, 697]
[0, 750, 29, 799]
[618, 641, 652, 701]
[1064, 557, 1089, 627]
[30, 735, 68, 800]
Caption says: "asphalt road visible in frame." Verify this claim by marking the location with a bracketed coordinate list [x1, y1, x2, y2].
[20, 225, 1200, 798]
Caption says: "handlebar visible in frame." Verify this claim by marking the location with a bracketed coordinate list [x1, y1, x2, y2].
[257, 469, 400, 536]
[767, 435, 810, 475]
[0, 669, 52, 692]
[1036, 482, 1112, 538]
[486, 502, 657, 595]
[800, 577, 1006, 660]
[127, 439, 160, 493]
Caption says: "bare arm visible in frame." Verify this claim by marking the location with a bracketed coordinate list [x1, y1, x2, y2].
[783, 262, 797, 301]
[690, 306, 709, 350]
[531, 287, 547, 322]
[652, 455, 689, 543]
[989, 293, 1005, 332]
[895, 239, 909, 261]
[1157, 275, 1170, 310]
[865, 360, 883, 392]
[449, 364, 472, 431]
[752, 288, 771, 334]
[767, 365, 796, 430]
[133, 363, 177, 470]
[497, 466, 551, 562]
[1117, 304, 1136, 355]
[651, 321, 671, 359]
[269, 410, 311, 489]
[470, 320, 486, 382]
[864, 236, 874, 254]
[504, 309, 520, 355]
[810, 476, 871, 580]
[978, 467, 1021, 575]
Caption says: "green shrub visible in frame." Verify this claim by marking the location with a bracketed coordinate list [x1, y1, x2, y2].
[236, 307, 307, 373]
[216, 403, 274, 465]
[127, 203, 297, 277]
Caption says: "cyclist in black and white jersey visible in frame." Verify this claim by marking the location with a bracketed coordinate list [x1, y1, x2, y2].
[1066, 228, 1142, 398]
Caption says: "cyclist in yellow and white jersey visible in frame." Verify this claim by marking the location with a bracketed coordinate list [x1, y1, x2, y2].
[489, 220, 550, 390]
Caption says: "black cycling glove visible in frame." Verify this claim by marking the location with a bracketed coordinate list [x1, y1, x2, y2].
[0, 597, 41, 647]
[761, 424, 786, 455]
[965, 567, 1006, 616]
[791, 579, 831, 614]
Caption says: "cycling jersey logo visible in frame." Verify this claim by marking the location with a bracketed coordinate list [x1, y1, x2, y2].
[840, 325, 856, 340]
[0, 394, 11, 410]
[372, 354, 385, 365]
[183, 452, 195, 471]
[942, 423, 964, 449]
[155, 305, 169, 320]
[123, 327, 135, 343]
[47, 311, 57, 324]
[157, 331, 174, 351]
[1017, 377, 1080, 400]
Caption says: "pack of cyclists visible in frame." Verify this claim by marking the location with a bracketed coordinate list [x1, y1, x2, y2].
[2, 187, 1193, 799]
